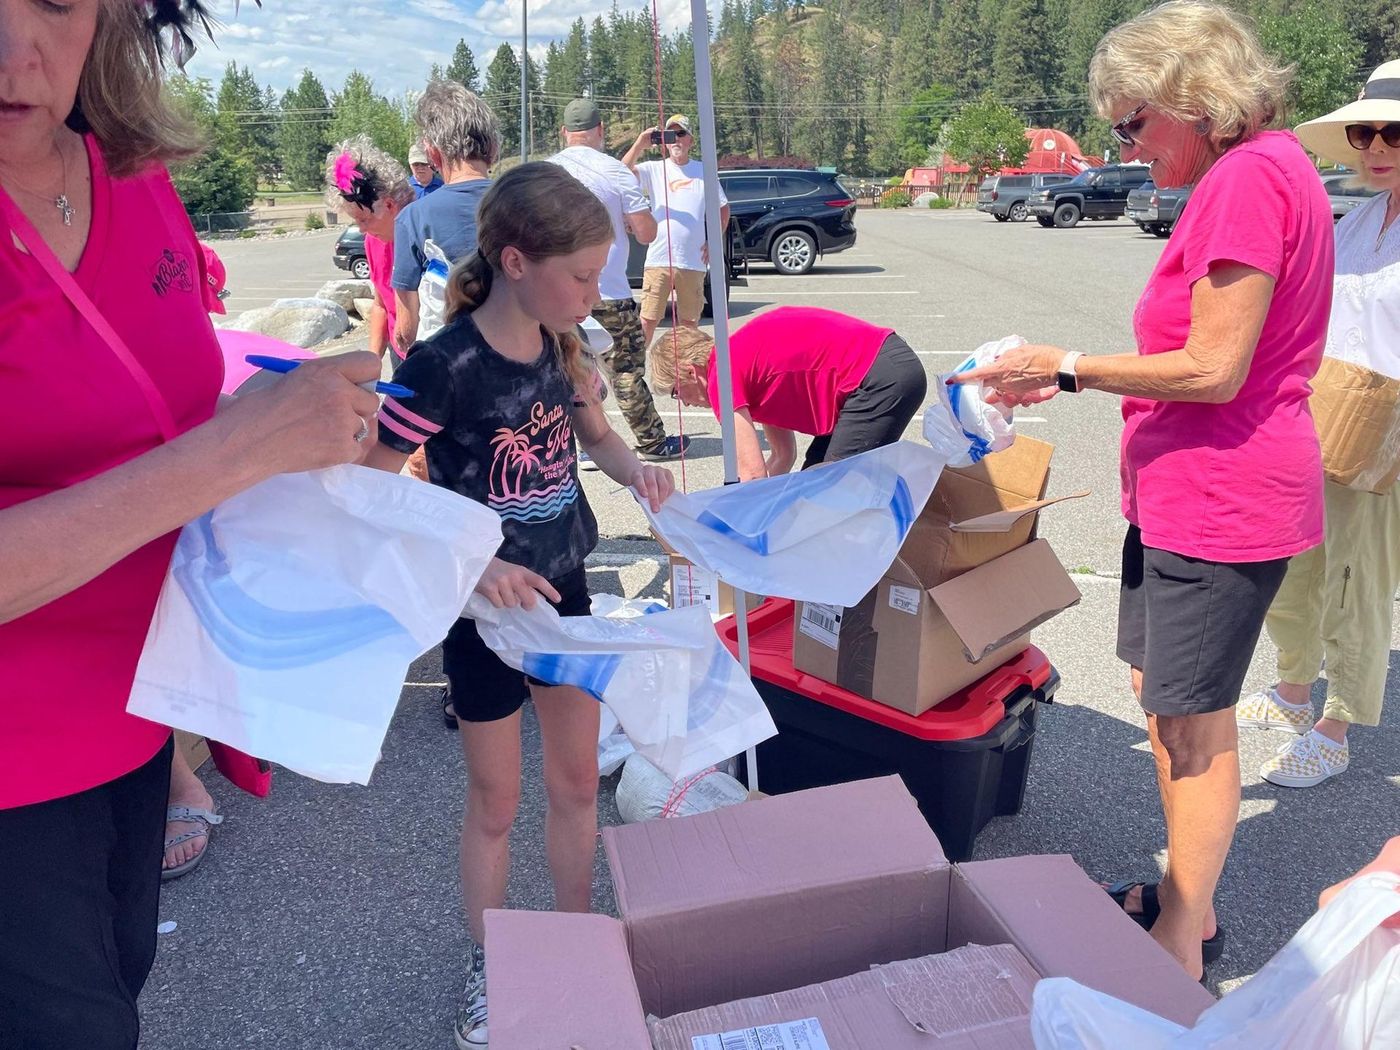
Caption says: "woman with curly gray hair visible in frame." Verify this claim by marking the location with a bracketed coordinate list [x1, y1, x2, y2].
[0, 4, 379, 1046]
[326, 135, 416, 359]
[391, 79, 500, 351]
[953, 0, 1334, 980]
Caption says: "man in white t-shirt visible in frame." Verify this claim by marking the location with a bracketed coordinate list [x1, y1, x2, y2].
[623, 114, 730, 347]
[550, 99, 687, 460]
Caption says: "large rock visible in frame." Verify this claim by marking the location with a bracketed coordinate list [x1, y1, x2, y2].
[352, 297, 377, 322]
[231, 297, 350, 348]
[315, 278, 374, 313]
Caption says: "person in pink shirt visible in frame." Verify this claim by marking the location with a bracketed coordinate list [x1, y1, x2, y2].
[952, 0, 1333, 981]
[0, 5, 381, 1048]
[324, 135, 413, 361]
[652, 306, 926, 481]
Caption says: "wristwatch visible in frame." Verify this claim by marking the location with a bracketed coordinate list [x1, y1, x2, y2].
[1056, 351, 1084, 393]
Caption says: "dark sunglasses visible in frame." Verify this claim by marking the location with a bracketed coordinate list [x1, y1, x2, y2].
[667, 128, 691, 139]
[1110, 101, 1151, 147]
[1346, 123, 1400, 150]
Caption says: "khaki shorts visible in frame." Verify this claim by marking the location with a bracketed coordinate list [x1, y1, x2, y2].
[640, 267, 705, 323]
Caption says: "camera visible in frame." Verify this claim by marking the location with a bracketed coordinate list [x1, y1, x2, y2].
[650, 130, 679, 145]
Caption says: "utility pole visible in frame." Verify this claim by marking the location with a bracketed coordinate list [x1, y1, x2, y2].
[520, 2, 528, 162]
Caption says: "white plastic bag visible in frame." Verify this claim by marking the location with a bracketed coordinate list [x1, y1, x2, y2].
[615, 753, 749, 824]
[467, 595, 776, 780]
[1032, 873, 1400, 1050]
[597, 708, 635, 776]
[923, 335, 1022, 466]
[128, 466, 502, 784]
[415, 239, 450, 342]
[641, 440, 944, 607]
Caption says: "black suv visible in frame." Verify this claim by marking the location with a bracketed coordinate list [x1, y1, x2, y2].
[1027, 164, 1152, 228]
[976, 173, 1074, 222]
[717, 168, 857, 274]
[332, 226, 370, 279]
[1126, 180, 1193, 237]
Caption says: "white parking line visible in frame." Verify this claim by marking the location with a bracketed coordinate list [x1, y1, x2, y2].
[733, 289, 919, 296]
[743, 274, 904, 281]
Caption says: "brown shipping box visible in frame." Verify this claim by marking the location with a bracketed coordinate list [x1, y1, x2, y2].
[652, 528, 762, 616]
[486, 777, 1213, 1049]
[1311, 355, 1400, 494]
[175, 730, 210, 773]
[793, 436, 1084, 715]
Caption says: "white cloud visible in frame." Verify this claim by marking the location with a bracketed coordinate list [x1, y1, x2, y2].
[184, 0, 708, 97]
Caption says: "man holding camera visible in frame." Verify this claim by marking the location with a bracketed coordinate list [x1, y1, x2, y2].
[624, 115, 730, 347]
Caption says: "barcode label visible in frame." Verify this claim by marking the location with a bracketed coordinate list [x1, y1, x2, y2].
[672, 563, 721, 611]
[889, 585, 921, 615]
[798, 603, 842, 649]
[691, 1018, 831, 1050]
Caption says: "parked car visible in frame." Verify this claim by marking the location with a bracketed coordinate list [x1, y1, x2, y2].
[976, 173, 1075, 222]
[332, 226, 370, 280]
[1126, 180, 1193, 237]
[1027, 164, 1152, 228]
[717, 168, 858, 274]
[1321, 172, 1380, 222]
[627, 214, 745, 318]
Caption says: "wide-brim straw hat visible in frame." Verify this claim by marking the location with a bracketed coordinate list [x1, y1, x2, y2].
[1296, 60, 1400, 168]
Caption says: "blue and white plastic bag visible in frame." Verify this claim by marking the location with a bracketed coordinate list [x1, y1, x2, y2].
[924, 335, 1022, 466]
[415, 238, 451, 342]
[467, 594, 777, 780]
[642, 440, 944, 607]
[128, 466, 503, 784]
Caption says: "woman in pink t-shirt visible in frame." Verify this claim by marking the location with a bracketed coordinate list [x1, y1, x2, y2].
[953, 1, 1332, 982]
[0, 7, 381, 1047]
[323, 135, 413, 361]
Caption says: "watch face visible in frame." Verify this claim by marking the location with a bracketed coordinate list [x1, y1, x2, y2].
[1057, 371, 1077, 393]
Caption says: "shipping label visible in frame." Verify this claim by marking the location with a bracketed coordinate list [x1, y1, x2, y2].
[672, 562, 721, 611]
[691, 1017, 831, 1050]
[889, 585, 921, 615]
[798, 603, 842, 649]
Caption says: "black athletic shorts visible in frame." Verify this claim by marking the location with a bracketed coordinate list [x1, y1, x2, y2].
[1116, 525, 1289, 717]
[443, 565, 592, 723]
[802, 333, 928, 469]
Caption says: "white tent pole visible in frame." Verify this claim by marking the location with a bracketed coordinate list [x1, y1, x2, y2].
[688, 0, 758, 792]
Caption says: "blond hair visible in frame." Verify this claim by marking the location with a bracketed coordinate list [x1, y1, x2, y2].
[444, 163, 612, 401]
[1089, 1, 1292, 152]
[75, 0, 203, 178]
[649, 328, 714, 395]
[323, 136, 416, 213]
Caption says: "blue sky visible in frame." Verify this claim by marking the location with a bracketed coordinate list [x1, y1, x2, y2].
[183, 0, 696, 100]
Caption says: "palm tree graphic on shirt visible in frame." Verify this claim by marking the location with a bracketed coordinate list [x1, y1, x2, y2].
[489, 426, 542, 499]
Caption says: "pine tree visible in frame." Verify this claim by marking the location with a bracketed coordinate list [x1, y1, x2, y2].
[484, 44, 523, 157]
[278, 70, 331, 190]
[990, 0, 1057, 122]
[715, 1, 765, 154]
[447, 39, 481, 92]
[932, 0, 989, 99]
[330, 71, 412, 162]
[1256, 0, 1365, 122]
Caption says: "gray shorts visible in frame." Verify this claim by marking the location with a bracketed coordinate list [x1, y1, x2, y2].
[1116, 526, 1289, 717]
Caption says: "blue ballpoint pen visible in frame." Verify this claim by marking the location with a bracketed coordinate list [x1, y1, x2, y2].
[244, 355, 416, 399]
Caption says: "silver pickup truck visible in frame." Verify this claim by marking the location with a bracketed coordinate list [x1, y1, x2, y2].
[1125, 180, 1192, 238]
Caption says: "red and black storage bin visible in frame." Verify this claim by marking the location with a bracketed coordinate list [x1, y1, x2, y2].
[718, 598, 1059, 862]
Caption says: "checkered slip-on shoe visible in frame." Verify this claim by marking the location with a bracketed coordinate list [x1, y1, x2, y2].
[1260, 730, 1349, 788]
[1237, 689, 1313, 734]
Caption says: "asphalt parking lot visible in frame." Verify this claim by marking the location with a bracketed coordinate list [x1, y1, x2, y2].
[146, 210, 1400, 1048]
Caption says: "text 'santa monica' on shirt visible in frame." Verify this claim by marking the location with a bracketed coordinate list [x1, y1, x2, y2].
[378, 313, 599, 579]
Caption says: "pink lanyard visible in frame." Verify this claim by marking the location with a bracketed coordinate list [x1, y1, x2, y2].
[0, 185, 178, 441]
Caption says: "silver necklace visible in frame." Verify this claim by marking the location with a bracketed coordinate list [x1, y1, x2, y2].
[4, 142, 73, 226]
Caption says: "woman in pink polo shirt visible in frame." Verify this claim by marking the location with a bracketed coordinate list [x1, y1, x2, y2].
[654, 306, 927, 481]
[323, 135, 414, 361]
[0, 5, 380, 1048]
[953, 1, 1333, 981]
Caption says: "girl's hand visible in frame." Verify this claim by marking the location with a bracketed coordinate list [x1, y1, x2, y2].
[630, 463, 675, 513]
[1319, 836, 1400, 928]
[947, 344, 1069, 400]
[474, 558, 561, 610]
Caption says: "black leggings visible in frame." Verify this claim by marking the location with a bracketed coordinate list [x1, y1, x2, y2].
[0, 736, 172, 1050]
[802, 333, 927, 469]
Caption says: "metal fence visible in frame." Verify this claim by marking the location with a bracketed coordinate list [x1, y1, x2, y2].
[188, 207, 342, 237]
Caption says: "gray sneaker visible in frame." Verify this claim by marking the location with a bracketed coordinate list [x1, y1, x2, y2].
[453, 945, 487, 1049]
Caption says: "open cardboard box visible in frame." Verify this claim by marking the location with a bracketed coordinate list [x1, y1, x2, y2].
[793, 437, 1086, 715]
[487, 777, 1212, 1049]
[1311, 355, 1400, 494]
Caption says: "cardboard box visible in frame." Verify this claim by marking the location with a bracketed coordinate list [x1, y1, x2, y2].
[792, 437, 1084, 715]
[486, 777, 1214, 1049]
[175, 730, 210, 773]
[1311, 355, 1400, 494]
[653, 528, 762, 616]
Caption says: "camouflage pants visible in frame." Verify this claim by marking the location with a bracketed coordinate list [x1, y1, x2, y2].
[592, 298, 668, 453]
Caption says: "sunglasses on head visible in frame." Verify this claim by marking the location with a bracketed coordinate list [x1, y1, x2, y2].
[1346, 123, 1400, 150]
[1110, 101, 1151, 147]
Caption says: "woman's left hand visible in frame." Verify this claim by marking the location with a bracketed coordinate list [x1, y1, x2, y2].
[630, 464, 676, 513]
[948, 343, 1069, 403]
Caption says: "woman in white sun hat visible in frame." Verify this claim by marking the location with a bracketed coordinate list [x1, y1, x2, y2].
[1238, 59, 1400, 788]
